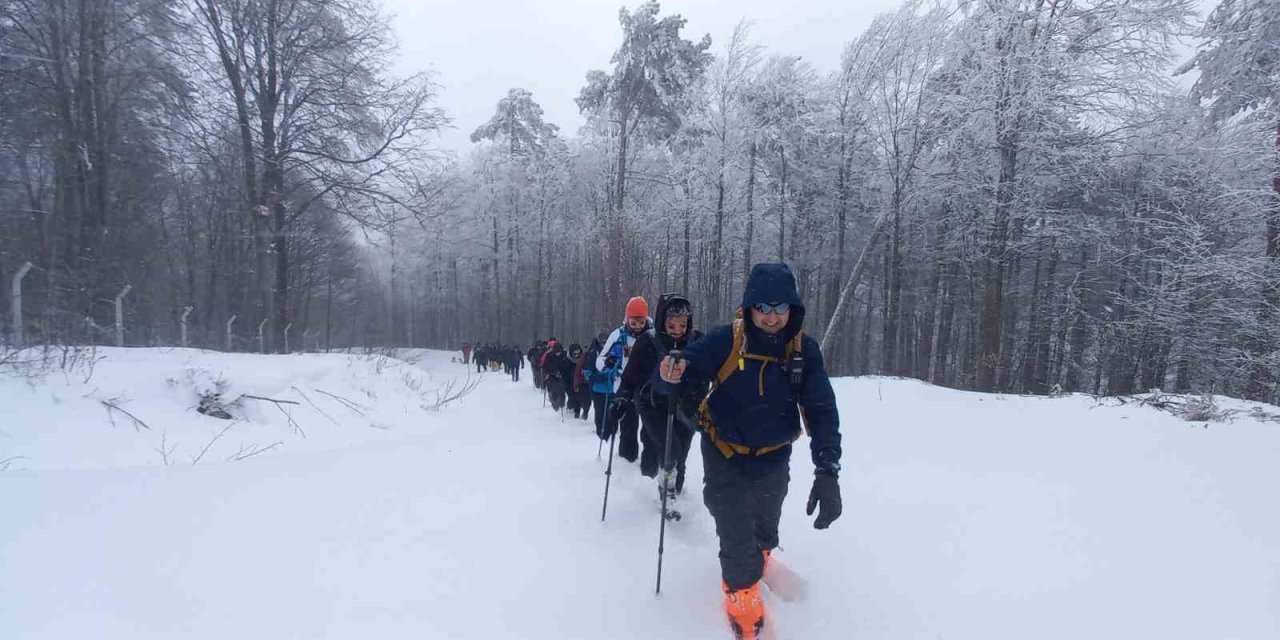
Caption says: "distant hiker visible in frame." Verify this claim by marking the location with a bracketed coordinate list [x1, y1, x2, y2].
[656, 263, 842, 640]
[614, 293, 705, 515]
[542, 340, 572, 412]
[501, 345, 517, 378]
[461, 343, 473, 365]
[567, 343, 592, 420]
[596, 296, 651, 462]
[528, 342, 546, 389]
[584, 331, 613, 432]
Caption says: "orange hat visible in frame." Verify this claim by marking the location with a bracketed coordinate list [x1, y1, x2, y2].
[625, 296, 649, 319]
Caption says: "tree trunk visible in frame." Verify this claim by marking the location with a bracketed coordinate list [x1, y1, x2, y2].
[1021, 250, 1044, 393]
[1032, 241, 1059, 393]
[611, 108, 632, 313]
[933, 262, 957, 387]
[744, 140, 757, 281]
[978, 142, 1017, 391]
[777, 146, 787, 262]
[829, 126, 852, 370]
[918, 203, 946, 381]
[711, 131, 727, 324]
[883, 180, 904, 375]
[1245, 120, 1280, 401]
[820, 208, 892, 354]
[858, 269, 878, 375]
[1064, 251, 1090, 391]
[977, 19, 1024, 392]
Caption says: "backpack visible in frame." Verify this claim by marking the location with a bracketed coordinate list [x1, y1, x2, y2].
[697, 313, 809, 459]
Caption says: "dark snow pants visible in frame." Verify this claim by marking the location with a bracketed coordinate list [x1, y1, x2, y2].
[594, 392, 638, 461]
[546, 376, 567, 410]
[638, 402, 694, 492]
[568, 388, 590, 419]
[701, 436, 790, 591]
[593, 393, 609, 435]
[614, 403, 639, 462]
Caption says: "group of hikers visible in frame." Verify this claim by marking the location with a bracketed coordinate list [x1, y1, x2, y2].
[463, 263, 843, 640]
[525, 338, 594, 420]
[460, 342, 524, 381]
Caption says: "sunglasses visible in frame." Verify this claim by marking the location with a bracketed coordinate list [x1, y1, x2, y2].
[752, 302, 791, 315]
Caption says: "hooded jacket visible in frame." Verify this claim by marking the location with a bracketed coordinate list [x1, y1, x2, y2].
[654, 263, 841, 475]
[538, 339, 561, 371]
[582, 333, 613, 394]
[541, 343, 573, 382]
[595, 312, 653, 394]
[618, 293, 703, 402]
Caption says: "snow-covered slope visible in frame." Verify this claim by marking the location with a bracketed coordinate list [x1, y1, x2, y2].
[0, 347, 472, 471]
[2, 349, 1277, 639]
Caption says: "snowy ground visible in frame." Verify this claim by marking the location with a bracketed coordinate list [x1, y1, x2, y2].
[2, 348, 1278, 639]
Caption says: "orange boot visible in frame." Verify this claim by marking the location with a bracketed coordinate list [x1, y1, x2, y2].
[722, 580, 767, 640]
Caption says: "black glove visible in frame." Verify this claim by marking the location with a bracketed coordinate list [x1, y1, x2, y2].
[598, 412, 619, 441]
[604, 355, 618, 369]
[609, 396, 631, 416]
[806, 473, 842, 530]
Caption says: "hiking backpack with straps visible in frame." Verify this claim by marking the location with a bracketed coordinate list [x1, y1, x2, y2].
[696, 314, 811, 459]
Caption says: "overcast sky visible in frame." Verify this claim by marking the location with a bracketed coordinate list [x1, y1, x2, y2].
[378, 0, 1213, 157]
[379, 0, 907, 155]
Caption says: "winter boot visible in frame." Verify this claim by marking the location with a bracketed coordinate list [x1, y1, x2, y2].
[659, 469, 681, 521]
[661, 469, 679, 501]
[722, 580, 768, 640]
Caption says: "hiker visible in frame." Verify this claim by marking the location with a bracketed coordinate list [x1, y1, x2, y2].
[656, 263, 842, 640]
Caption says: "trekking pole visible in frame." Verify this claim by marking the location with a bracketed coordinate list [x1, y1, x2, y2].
[656, 350, 683, 595]
[600, 372, 619, 521]
[596, 370, 615, 460]
[601, 428, 618, 522]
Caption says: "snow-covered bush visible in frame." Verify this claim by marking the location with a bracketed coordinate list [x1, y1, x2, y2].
[1183, 394, 1222, 422]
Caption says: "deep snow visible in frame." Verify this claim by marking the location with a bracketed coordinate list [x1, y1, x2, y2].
[2, 348, 1278, 639]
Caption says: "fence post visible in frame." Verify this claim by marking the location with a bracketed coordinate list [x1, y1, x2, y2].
[226, 315, 237, 351]
[114, 285, 132, 347]
[180, 306, 194, 348]
[284, 323, 293, 354]
[10, 262, 32, 348]
[258, 318, 268, 354]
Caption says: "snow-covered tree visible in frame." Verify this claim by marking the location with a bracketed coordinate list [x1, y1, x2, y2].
[1180, 0, 1280, 400]
[576, 1, 712, 311]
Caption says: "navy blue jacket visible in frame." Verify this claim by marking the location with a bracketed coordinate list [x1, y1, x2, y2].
[655, 263, 841, 476]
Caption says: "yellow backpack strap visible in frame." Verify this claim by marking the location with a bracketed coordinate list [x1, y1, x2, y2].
[785, 331, 803, 359]
[714, 319, 745, 386]
[701, 319, 746, 458]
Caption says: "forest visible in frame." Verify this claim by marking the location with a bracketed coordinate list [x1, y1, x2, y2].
[1, 0, 1278, 400]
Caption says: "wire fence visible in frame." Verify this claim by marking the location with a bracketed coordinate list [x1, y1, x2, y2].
[4, 264, 330, 354]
